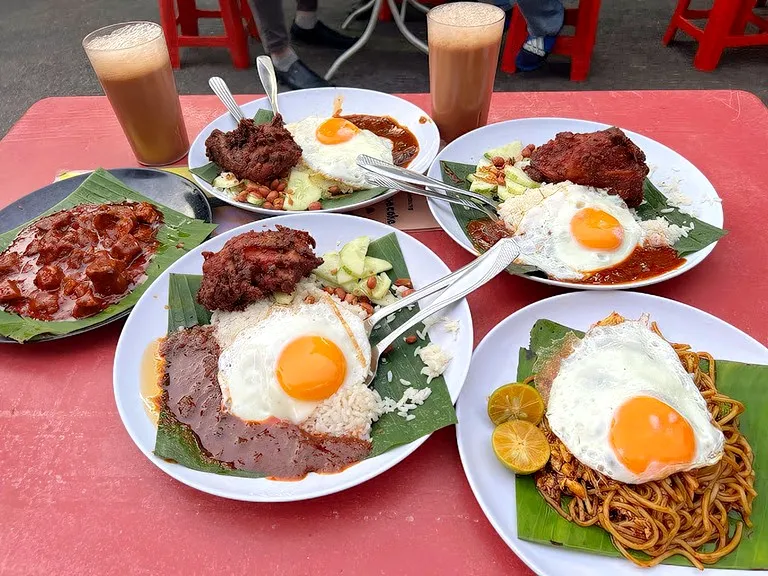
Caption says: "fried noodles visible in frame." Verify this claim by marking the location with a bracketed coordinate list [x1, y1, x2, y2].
[531, 314, 756, 569]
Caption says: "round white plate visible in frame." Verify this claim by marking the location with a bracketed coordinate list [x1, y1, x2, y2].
[426, 118, 724, 290]
[114, 213, 472, 502]
[456, 291, 767, 576]
[189, 87, 440, 215]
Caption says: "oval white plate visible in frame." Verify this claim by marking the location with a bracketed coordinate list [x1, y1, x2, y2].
[426, 118, 724, 290]
[456, 291, 767, 576]
[189, 87, 440, 215]
[114, 213, 472, 502]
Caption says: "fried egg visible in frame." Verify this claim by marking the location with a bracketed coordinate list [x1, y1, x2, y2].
[217, 298, 371, 424]
[286, 116, 394, 190]
[501, 182, 643, 280]
[545, 318, 724, 484]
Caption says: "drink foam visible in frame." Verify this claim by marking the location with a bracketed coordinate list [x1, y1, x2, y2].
[85, 22, 168, 81]
[428, 2, 504, 49]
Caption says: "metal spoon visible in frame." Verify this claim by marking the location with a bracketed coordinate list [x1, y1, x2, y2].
[363, 233, 518, 333]
[363, 237, 519, 386]
[256, 55, 281, 117]
[208, 76, 245, 123]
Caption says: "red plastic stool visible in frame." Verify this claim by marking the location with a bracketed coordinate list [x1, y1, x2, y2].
[663, 0, 768, 71]
[500, 0, 602, 81]
[158, 0, 259, 69]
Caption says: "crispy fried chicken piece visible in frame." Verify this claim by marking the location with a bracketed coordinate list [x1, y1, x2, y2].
[197, 226, 323, 312]
[205, 115, 302, 184]
[525, 127, 649, 208]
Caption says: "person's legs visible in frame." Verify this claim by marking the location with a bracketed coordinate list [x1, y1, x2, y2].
[514, 0, 564, 71]
[248, 0, 330, 89]
[516, 0, 564, 37]
[290, 0, 356, 50]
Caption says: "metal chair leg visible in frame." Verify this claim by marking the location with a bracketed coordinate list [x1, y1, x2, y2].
[342, 0, 377, 30]
[327, 0, 384, 79]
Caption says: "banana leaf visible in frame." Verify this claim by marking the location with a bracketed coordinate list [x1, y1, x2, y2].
[0, 169, 216, 343]
[189, 109, 390, 210]
[439, 160, 727, 276]
[514, 319, 768, 569]
[154, 233, 457, 476]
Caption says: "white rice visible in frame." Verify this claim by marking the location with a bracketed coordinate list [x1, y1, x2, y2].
[636, 216, 694, 248]
[417, 344, 452, 384]
[378, 386, 432, 420]
[302, 383, 383, 440]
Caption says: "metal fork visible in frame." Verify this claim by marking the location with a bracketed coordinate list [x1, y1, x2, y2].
[357, 154, 500, 211]
[364, 173, 501, 223]
[363, 237, 520, 386]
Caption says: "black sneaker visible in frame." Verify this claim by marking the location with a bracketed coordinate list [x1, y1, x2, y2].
[290, 21, 358, 50]
[275, 59, 333, 90]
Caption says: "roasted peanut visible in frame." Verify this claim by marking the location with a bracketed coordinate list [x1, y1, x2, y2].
[270, 179, 280, 190]
[394, 278, 412, 288]
[404, 335, 418, 344]
[308, 201, 323, 211]
[492, 156, 505, 168]
[401, 288, 415, 297]
[366, 276, 377, 289]
[328, 185, 340, 195]
[334, 287, 346, 300]
[277, 182, 287, 192]
[266, 190, 279, 201]
[304, 295, 316, 304]
[262, 201, 274, 209]
[360, 302, 374, 316]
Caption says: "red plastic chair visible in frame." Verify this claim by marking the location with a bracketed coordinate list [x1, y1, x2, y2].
[500, 0, 602, 81]
[158, 0, 259, 69]
[663, 0, 768, 71]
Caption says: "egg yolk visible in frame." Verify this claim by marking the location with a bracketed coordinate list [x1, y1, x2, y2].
[609, 395, 695, 475]
[315, 117, 360, 145]
[570, 208, 624, 251]
[276, 336, 347, 401]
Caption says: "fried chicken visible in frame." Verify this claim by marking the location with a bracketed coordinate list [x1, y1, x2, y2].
[525, 127, 649, 208]
[197, 226, 323, 312]
[205, 115, 302, 184]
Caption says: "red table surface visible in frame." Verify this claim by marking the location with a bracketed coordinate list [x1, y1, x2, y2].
[1, 91, 766, 576]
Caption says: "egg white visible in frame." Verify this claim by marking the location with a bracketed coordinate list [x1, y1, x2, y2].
[546, 318, 725, 484]
[510, 183, 643, 280]
[217, 299, 371, 424]
[286, 116, 394, 190]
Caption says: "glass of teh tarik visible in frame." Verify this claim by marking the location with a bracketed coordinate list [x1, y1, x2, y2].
[83, 22, 189, 166]
[427, 3, 505, 143]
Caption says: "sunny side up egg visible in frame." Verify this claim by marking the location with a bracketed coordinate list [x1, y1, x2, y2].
[286, 116, 394, 190]
[501, 183, 643, 281]
[545, 318, 725, 485]
[217, 299, 371, 424]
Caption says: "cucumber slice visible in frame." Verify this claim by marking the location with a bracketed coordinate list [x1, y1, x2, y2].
[336, 266, 356, 285]
[246, 193, 264, 206]
[272, 292, 294, 305]
[469, 179, 497, 196]
[362, 256, 392, 277]
[371, 292, 398, 307]
[504, 165, 540, 188]
[212, 172, 241, 189]
[371, 273, 392, 300]
[484, 142, 523, 161]
[284, 168, 323, 211]
[498, 181, 528, 201]
[314, 251, 340, 285]
[339, 236, 370, 277]
[340, 279, 358, 294]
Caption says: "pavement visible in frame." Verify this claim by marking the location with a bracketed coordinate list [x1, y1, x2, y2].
[0, 0, 766, 137]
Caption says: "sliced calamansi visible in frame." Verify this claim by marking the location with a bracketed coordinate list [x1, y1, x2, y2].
[491, 420, 550, 474]
[487, 383, 545, 426]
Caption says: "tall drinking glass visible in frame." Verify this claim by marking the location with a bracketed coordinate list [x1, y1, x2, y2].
[83, 21, 189, 166]
[427, 3, 505, 143]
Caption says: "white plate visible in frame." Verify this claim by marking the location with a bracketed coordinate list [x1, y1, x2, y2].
[426, 118, 724, 290]
[189, 87, 440, 215]
[114, 213, 472, 502]
[456, 291, 767, 576]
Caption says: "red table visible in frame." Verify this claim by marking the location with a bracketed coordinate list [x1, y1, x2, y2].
[1, 91, 766, 576]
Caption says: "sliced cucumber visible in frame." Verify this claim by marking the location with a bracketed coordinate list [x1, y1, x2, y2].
[246, 193, 265, 206]
[362, 256, 392, 277]
[504, 165, 540, 188]
[339, 236, 370, 276]
[371, 292, 398, 307]
[212, 172, 241, 189]
[498, 181, 528, 201]
[272, 292, 294, 305]
[371, 273, 392, 300]
[336, 266, 356, 285]
[484, 141, 523, 161]
[340, 279, 358, 294]
[469, 179, 497, 196]
[285, 168, 323, 211]
[314, 252, 340, 285]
